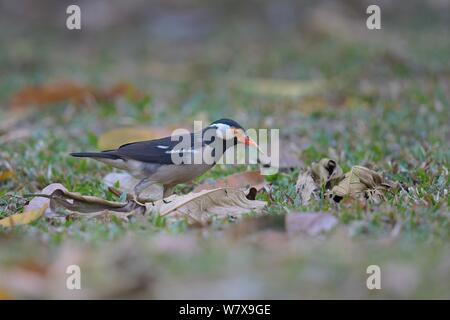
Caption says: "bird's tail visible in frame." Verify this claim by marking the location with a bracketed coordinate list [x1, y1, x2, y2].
[70, 151, 120, 160]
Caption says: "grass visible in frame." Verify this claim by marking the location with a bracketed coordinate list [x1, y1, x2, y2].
[0, 2, 449, 298]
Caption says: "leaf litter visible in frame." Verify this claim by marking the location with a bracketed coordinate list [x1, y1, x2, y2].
[298, 158, 400, 203]
[3, 183, 266, 227]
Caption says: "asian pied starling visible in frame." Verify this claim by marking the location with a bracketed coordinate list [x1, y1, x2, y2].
[71, 119, 261, 200]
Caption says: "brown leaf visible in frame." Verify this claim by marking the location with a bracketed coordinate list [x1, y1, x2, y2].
[311, 158, 343, 186]
[329, 165, 398, 203]
[149, 188, 266, 224]
[46, 189, 144, 215]
[193, 171, 266, 193]
[31, 186, 265, 225]
[10, 82, 98, 107]
[10, 81, 143, 108]
[285, 212, 338, 236]
[25, 187, 144, 223]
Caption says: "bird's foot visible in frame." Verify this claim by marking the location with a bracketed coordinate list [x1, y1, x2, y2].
[131, 194, 155, 207]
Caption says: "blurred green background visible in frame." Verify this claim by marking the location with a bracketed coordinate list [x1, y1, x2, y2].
[0, 0, 449, 299]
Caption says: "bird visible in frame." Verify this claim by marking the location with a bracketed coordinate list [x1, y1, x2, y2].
[71, 119, 262, 202]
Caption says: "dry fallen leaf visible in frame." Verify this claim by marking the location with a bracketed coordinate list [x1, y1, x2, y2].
[0, 203, 48, 228]
[46, 189, 144, 215]
[296, 171, 318, 205]
[311, 158, 344, 187]
[285, 212, 338, 236]
[149, 188, 266, 225]
[329, 165, 398, 203]
[305, 159, 399, 203]
[27, 188, 141, 222]
[29, 186, 265, 226]
[24, 183, 67, 217]
[193, 171, 266, 193]
[10, 81, 143, 108]
[11, 82, 96, 107]
[98, 126, 179, 150]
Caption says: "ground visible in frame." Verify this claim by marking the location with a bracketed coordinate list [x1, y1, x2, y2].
[0, 0, 449, 299]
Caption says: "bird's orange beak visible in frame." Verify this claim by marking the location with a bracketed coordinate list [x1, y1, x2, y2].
[233, 129, 264, 154]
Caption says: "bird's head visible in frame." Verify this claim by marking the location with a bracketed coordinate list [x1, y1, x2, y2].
[206, 118, 261, 151]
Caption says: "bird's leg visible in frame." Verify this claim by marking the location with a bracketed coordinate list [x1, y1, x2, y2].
[162, 185, 174, 204]
[133, 177, 157, 205]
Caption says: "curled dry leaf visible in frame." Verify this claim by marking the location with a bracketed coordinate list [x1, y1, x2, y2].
[27, 186, 265, 225]
[311, 158, 344, 187]
[296, 171, 318, 205]
[44, 189, 144, 215]
[98, 126, 179, 150]
[0, 183, 68, 227]
[299, 158, 399, 204]
[25, 187, 144, 222]
[24, 183, 67, 217]
[148, 188, 266, 224]
[329, 165, 398, 203]
[285, 212, 338, 236]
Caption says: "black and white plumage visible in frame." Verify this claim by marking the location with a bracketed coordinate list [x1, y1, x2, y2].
[71, 119, 259, 200]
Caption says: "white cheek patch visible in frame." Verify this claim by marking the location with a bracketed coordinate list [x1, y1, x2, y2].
[214, 123, 234, 140]
[157, 145, 169, 149]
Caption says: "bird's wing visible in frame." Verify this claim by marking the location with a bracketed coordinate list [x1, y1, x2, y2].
[111, 133, 205, 164]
